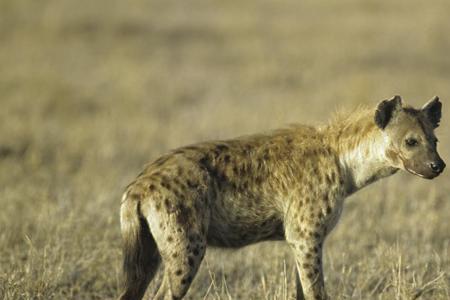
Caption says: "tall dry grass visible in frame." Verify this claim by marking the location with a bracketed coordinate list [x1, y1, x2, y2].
[0, 0, 449, 299]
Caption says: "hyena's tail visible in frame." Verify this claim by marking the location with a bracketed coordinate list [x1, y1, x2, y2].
[119, 193, 160, 300]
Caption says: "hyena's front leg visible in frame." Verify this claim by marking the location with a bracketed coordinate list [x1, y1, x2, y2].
[285, 222, 327, 300]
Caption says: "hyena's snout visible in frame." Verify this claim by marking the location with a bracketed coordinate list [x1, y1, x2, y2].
[419, 152, 446, 179]
[404, 152, 446, 179]
[428, 156, 446, 175]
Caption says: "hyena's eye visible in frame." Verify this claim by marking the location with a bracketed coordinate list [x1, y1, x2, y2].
[405, 138, 419, 147]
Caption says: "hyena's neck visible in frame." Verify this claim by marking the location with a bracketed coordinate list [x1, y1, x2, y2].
[325, 109, 398, 194]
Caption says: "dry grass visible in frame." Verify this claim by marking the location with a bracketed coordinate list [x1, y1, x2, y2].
[1, 0, 450, 299]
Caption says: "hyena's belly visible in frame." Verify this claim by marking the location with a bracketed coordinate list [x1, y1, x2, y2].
[206, 195, 284, 248]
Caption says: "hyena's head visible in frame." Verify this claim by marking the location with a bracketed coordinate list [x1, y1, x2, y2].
[375, 95, 445, 179]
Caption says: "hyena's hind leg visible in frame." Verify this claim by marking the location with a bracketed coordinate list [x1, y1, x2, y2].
[146, 193, 209, 299]
[153, 229, 207, 300]
[119, 194, 161, 300]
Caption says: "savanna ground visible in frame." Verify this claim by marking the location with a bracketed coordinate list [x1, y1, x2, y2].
[1, 0, 450, 299]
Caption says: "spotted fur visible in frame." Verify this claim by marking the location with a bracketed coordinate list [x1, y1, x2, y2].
[119, 96, 444, 300]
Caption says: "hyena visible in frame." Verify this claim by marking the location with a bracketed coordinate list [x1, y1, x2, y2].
[119, 96, 445, 300]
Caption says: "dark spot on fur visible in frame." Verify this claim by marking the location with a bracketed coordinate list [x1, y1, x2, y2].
[175, 269, 183, 276]
[176, 167, 183, 176]
[232, 166, 240, 175]
[176, 204, 191, 226]
[172, 252, 178, 258]
[187, 179, 197, 189]
[129, 193, 140, 201]
[255, 175, 263, 185]
[161, 180, 171, 190]
[188, 234, 197, 243]
[199, 157, 209, 167]
[188, 257, 194, 267]
[173, 177, 183, 188]
[193, 248, 200, 256]
[216, 171, 227, 185]
[194, 201, 203, 213]
[149, 184, 156, 191]
[167, 235, 173, 243]
[173, 188, 183, 199]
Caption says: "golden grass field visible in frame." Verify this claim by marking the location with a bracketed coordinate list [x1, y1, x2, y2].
[1, 0, 450, 299]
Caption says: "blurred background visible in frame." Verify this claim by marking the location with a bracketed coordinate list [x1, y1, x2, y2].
[1, 0, 449, 299]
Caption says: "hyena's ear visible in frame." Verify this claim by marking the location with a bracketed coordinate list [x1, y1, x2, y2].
[375, 95, 402, 129]
[422, 96, 442, 128]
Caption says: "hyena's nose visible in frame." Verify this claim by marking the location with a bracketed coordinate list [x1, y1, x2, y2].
[429, 160, 446, 174]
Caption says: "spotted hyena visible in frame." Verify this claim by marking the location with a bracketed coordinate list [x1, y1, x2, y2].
[119, 96, 445, 300]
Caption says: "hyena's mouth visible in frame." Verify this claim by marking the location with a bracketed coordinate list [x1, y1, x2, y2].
[399, 156, 432, 179]
[404, 166, 427, 178]
[403, 164, 439, 180]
